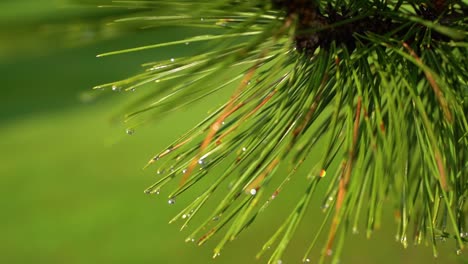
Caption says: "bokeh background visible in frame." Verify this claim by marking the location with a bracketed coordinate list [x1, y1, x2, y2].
[1, 1, 466, 263]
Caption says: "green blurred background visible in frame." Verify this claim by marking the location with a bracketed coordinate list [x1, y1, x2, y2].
[0, 1, 465, 263]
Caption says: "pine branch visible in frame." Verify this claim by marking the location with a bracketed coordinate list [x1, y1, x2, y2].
[95, 0, 468, 262]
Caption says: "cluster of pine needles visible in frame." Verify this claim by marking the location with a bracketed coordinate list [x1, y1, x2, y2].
[94, 0, 468, 263]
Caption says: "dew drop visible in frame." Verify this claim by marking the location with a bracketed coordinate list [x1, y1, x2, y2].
[456, 249, 462, 255]
[401, 235, 408, 248]
[460, 232, 468, 238]
[198, 159, 207, 168]
[212, 216, 220, 221]
[112, 85, 121, 92]
[271, 190, 279, 199]
[144, 189, 150, 194]
[213, 252, 221, 258]
[303, 258, 310, 263]
[250, 189, 257, 195]
[319, 169, 327, 177]
[277, 260, 283, 264]
[352, 227, 359, 234]
[185, 42, 190, 45]
[182, 214, 187, 219]
[154, 189, 160, 195]
[130, 88, 136, 92]
[170, 58, 175, 62]
[126, 128, 134, 135]
[395, 234, 400, 241]
[182, 169, 187, 174]
[200, 17, 204, 21]
[168, 198, 176, 205]
[326, 249, 333, 256]
[242, 147, 247, 152]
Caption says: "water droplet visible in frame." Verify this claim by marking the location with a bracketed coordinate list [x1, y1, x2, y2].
[126, 128, 134, 135]
[212, 216, 220, 221]
[155, 79, 160, 83]
[185, 42, 189, 45]
[456, 249, 462, 255]
[401, 235, 408, 248]
[242, 147, 247, 152]
[170, 58, 175, 62]
[213, 252, 221, 258]
[247, 81, 251, 85]
[200, 17, 204, 21]
[271, 190, 279, 199]
[319, 169, 327, 177]
[112, 85, 121, 92]
[144, 189, 150, 194]
[303, 258, 310, 263]
[352, 227, 359, 234]
[326, 249, 333, 256]
[130, 88, 136, 92]
[250, 189, 257, 195]
[168, 198, 176, 205]
[277, 260, 283, 264]
[460, 232, 468, 238]
[182, 214, 188, 219]
[198, 159, 207, 168]
[154, 189, 160, 195]
[182, 169, 187, 174]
